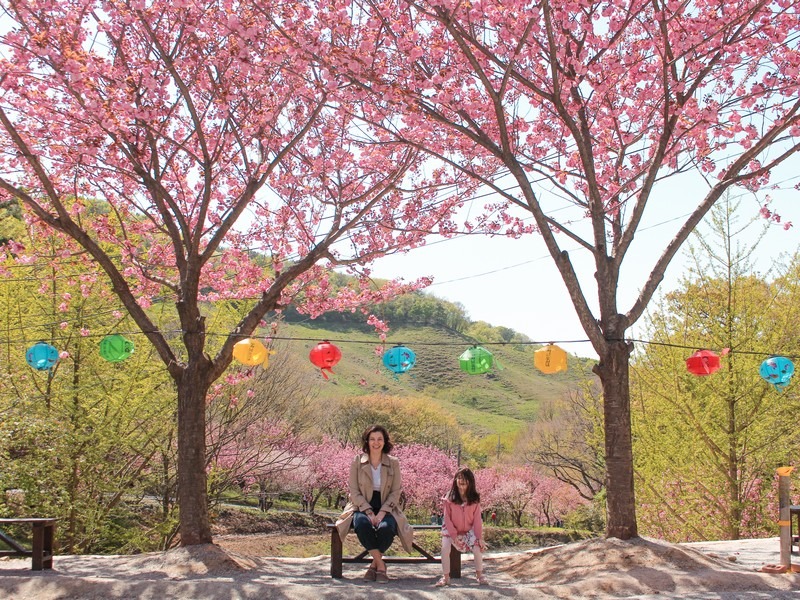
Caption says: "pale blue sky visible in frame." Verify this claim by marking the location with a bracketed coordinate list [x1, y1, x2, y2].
[370, 168, 800, 360]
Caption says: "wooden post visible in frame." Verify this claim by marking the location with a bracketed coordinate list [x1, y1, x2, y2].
[777, 466, 795, 569]
[330, 526, 343, 578]
[450, 544, 461, 578]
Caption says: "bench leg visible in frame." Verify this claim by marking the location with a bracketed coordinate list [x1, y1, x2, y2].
[31, 523, 45, 571]
[330, 526, 343, 578]
[42, 522, 54, 569]
[450, 544, 461, 579]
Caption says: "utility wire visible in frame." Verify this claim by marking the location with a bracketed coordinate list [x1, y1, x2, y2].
[6, 329, 800, 361]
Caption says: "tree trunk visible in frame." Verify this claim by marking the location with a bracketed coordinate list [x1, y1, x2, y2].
[594, 340, 638, 539]
[176, 363, 212, 545]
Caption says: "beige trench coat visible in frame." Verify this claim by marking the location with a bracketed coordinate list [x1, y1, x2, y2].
[334, 453, 414, 552]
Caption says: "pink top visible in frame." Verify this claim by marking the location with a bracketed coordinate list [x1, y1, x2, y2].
[443, 498, 483, 539]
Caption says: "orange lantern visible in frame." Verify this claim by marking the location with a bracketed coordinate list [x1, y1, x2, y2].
[534, 344, 568, 374]
[309, 340, 342, 379]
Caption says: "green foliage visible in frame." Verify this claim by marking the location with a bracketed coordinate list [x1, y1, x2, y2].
[562, 493, 606, 534]
[320, 395, 462, 449]
[0, 198, 25, 246]
[274, 320, 591, 452]
[517, 370, 606, 501]
[631, 199, 800, 542]
[0, 230, 175, 552]
[285, 289, 471, 333]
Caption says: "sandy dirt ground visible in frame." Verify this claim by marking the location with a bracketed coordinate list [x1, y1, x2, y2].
[1, 536, 800, 599]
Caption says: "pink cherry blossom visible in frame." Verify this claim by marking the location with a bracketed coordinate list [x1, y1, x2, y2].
[0, 0, 466, 545]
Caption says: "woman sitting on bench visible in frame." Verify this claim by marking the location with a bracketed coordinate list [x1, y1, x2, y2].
[335, 424, 413, 583]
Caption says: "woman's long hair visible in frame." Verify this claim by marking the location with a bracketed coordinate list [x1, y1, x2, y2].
[447, 467, 480, 504]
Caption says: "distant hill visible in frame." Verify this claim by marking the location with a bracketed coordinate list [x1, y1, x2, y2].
[274, 313, 596, 440]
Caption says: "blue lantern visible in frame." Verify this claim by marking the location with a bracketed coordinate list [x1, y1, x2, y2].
[26, 342, 59, 371]
[759, 356, 795, 391]
[459, 346, 494, 375]
[382, 345, 416, 375]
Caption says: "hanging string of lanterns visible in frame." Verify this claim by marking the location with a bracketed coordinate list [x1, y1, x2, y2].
[20, 331, 798, 393]
[684, 348, 796, 392]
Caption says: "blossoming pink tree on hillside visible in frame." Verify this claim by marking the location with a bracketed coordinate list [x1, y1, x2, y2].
[205, 352, 316, 503]
[284, 439, 353, 514]
[293, 0, 800, 538]
[531, 475, 584, 527]
[392, 444, 457, 512]
[0, 1, 467, 545]
[478, 465, 584, 526]
[478, 466, 542, 527]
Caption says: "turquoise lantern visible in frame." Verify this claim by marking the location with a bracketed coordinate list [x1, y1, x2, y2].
[459, 345, 494, 375]
[99, 334, 135, 362]
[382, 345, 416, 375]
[26, 342, 59, 371]
[759, 356, 795, 391]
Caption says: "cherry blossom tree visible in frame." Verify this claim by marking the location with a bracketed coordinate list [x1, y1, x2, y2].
[293, 0, 800, 538]
[477, 465, 582, 526]
[530, 475, 584, 527]
[205, 350, 315, 502]
[284, 439, 353, 514]
[477, 465, 543, 527]
[0, 1, 465, 545]
[392, 443, 457, 512]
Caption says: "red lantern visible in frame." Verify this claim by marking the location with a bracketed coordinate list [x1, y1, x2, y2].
[309, 340, 342, 379]
[686, 350, 721, 376]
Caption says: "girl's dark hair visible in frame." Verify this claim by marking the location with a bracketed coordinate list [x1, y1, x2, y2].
[361, 425, 393, 454]
[447, 467, 480, 504]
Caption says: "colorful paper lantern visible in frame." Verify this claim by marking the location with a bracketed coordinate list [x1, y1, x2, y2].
[99, 334, 135, 362]
[533, 344, 567, 374]
[233, 338, 274, 367]
[25, 342, 59, 371]
[685, 349, 721, 376]
[459, 345, 494, 375]
[759, 356, 795, 391]
[382, 345, 416, 375]
[309, 340, 342, 379]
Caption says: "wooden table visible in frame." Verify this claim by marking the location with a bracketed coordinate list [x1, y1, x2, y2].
[0, 518, 57, 570]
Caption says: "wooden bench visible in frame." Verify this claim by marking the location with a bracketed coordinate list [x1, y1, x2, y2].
[0, 518, 57, 570]
[328, 523, 461, 579]
[790, 505, 800, 552]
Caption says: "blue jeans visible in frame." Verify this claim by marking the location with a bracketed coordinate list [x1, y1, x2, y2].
[353, 491, 397, 553]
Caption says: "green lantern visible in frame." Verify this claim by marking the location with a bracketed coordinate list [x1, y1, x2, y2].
[99, 334, 135, 362]
[459, 345, 494, 375]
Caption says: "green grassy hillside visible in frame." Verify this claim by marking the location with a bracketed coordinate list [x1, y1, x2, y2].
[274, 319, 595, 439]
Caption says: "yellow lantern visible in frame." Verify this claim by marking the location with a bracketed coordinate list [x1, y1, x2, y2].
[534, 344, 567, 374]
[233, 338, 275, 367]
